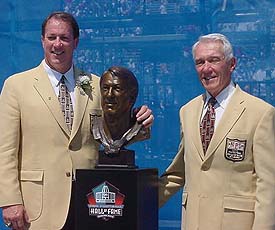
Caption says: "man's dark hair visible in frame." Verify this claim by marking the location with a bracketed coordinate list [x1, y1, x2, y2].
[41, 11, 79, 39]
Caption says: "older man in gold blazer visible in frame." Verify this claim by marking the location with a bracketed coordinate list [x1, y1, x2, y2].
[159, 33, 275, 230]
[0, 12, 153, 230]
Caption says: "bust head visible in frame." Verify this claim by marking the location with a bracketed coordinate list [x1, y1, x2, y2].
[100, 66, 138, 121]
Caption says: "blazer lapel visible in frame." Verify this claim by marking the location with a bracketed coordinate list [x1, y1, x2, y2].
[204, 86, 246, 160]
[70, 68, 89, 141]
[33, 63, 70, 136]
[189, 95, 205, 160]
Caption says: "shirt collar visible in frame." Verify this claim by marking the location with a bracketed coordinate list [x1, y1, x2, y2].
[42, 60, 75, 90]
[204, 81, 236, 109]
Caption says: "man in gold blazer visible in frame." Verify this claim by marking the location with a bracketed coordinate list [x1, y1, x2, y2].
[159, 33, 275, 230]
[0, 12, 153, 230]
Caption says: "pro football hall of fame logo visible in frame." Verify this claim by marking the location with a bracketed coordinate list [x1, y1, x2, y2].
[86, 181, 125, 221]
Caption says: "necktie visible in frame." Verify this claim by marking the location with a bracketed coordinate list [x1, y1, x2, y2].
[58, 75, 74, 131]
[200, 97, 216, 153]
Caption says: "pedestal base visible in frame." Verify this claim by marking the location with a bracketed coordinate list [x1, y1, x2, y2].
[96, 149, 137, 168]
[75, 168, 158, 230]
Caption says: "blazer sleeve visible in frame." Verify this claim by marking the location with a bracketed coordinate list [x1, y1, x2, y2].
[158, 108, 185, 207]
[0, 77, 23, 207]
[252, 105, 275, 229]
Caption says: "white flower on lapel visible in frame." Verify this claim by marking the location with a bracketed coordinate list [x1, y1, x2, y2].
[76, 74, 92, 95]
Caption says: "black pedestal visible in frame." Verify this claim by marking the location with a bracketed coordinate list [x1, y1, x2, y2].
[97, 149, 137, 168]
[75, 168, 158, 230]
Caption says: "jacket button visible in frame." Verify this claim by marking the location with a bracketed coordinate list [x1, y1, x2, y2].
[201, 165, 209, 171]
[66, 172, 71, 177]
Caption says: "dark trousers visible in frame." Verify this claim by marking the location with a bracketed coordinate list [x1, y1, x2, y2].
[63, 182, 75, 230]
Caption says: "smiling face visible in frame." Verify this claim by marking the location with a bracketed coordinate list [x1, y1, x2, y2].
[194, 40, 236, 97]
[41, 17, 79, 73]
[100, 72, 134, 118]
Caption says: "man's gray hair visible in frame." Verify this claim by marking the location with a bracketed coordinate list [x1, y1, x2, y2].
[192, 33, 234, 61]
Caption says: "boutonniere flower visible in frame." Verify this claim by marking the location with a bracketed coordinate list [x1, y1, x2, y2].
[77, 74, 92, 95]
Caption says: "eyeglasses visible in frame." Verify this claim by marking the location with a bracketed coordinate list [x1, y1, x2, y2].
[195, 56, 225, 67]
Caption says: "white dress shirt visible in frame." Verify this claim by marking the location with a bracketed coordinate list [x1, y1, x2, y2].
[201, 81, 236, 129]
[42, 60, 76, 108]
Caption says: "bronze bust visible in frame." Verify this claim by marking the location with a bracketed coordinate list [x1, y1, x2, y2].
[90, 66, 150, 167]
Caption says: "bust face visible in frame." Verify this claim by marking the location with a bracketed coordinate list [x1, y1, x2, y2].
[100, 72, 133, 118]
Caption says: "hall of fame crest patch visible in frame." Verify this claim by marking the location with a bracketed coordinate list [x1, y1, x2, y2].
[225, 138, 247, 162]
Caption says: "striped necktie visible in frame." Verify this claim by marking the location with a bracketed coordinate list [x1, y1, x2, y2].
[200, 97, 216, 153]
[58, 75, 74, 131]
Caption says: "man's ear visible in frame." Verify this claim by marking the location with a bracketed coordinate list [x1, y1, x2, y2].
[41, 35, 45, 49]
[74, 38, 79, 49]
[230, 57, 237, 72]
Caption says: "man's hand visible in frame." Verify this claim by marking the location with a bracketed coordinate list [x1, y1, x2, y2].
[2, 205, 30, 230]
[135, 105, 154, 128]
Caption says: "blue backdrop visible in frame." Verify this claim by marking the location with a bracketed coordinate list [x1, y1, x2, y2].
[1, 0, 275, 229]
